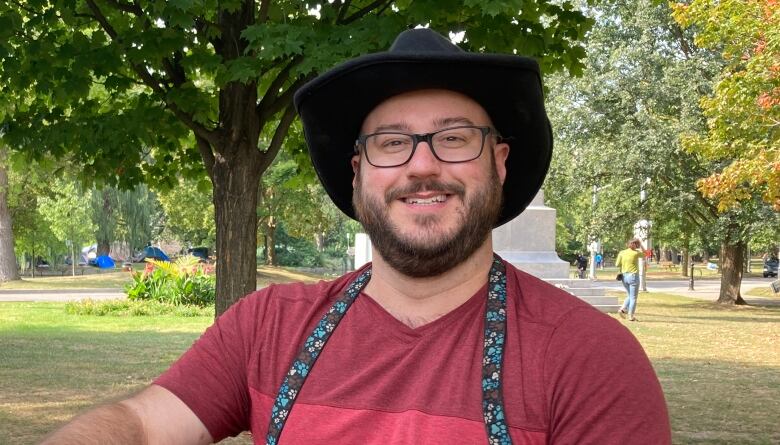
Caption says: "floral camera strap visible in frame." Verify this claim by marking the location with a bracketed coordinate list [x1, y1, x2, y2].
[266, 256, 512, 445]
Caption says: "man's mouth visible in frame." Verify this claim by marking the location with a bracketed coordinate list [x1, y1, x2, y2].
[402, 194, 448, 205]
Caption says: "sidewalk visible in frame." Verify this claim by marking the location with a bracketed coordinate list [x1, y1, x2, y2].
[0, 288, 125, 302]
[595, 277, 780, 306]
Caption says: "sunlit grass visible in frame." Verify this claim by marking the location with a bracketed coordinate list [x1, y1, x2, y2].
[2, 289, 778, 444]
[611, 292, 780, 444]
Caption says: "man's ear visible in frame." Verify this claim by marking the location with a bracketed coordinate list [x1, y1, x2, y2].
[493, 142, 510, 185]
[351, 154, 361, 188]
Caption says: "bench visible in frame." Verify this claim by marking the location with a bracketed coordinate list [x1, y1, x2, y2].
[658, 261, 678, 272]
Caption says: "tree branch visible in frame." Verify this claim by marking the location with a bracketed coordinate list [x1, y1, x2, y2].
[258, 105, 297, 174]
[258, 0, 271, 23]
[669, 23, 693, 60]
[339, 0, 392, 25]
[84, 0, 119, 40]
[84, 0, 217, 145]
[256, 56, 302, 119]
[194, 17, 222, 48]
[102, 0, 143, 16]
[8, 0, 43, 16]
[259, 73, 315, 124]
[196, 135, 215, 180]
[336, 0, 352, 23]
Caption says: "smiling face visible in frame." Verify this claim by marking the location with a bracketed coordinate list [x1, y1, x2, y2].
[351, 89, 509, 277]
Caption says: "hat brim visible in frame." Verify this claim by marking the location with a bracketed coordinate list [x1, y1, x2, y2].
[294, 52, 553, 227]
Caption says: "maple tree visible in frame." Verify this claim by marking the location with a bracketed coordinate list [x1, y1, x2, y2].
[672, 0, 780, 211]
[0, 1, 592, 315]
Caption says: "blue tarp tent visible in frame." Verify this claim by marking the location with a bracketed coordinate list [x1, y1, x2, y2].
[144, 246, 170, 262]
[95, 255, 115, 269]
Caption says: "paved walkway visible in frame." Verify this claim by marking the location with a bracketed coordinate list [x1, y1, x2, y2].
[0, 288, 125, 302]
[595, 276, 779, 305]
[0, 278, 777, 305]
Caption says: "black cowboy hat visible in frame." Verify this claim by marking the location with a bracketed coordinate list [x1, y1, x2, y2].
[294, 28, 553, 227]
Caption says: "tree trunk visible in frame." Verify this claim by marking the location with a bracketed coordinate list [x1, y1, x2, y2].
[265, 217, 277, 267]
[212, 141, 262, 316]
[681, 232, 690, 277]
[718, 236, 747, 305]
[96, 240, 111, 257]
[0, 155, 20, 282]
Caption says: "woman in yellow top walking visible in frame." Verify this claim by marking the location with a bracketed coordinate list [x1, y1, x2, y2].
[615, 238, 643, 321]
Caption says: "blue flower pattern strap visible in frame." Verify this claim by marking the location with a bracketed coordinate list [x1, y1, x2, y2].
[265, 268, 371, 445]
[483, 256, 512, 444]
[266, 256, 512, 445]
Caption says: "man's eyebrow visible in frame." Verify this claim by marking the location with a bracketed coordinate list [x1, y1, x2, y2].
[371, 123, 412, 133]
[369, 117, 477, 134]
[433, 117, 476, 128]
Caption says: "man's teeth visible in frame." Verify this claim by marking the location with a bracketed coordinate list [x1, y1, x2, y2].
[405, 195, 447, 205]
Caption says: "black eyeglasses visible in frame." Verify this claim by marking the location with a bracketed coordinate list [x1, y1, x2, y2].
[355, 125, 496, 168]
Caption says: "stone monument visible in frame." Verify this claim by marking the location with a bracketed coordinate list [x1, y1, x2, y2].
[492, 190, 569, 278]
[493, 190, 619, 312]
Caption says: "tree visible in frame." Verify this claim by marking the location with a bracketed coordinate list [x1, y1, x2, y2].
[544, 0, 721, 263]
[671, 0, 780, 211]
[115, 184, 162, 254]
[0, 145, 19, 281]
[157, 178, 215, 249]
[1, 1, 592, 315]
[670, 0, 780, 303]
[91, 187, 118, 256]
[38, 179, 96, 275]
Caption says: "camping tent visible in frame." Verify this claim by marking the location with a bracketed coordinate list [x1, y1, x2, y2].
[95, 255, 115, 269]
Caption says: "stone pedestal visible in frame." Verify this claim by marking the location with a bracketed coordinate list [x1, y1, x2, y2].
[492, 190, 570, 279]
[493, 190, 619, 312]
[354, 233, 372, 269]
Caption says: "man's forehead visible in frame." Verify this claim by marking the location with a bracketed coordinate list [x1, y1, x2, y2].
[361, 89, 492, 133]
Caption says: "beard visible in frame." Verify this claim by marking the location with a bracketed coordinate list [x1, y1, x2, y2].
[353, 165, 503, 278]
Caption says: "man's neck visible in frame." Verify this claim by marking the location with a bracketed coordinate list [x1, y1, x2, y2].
[363, 239, 495, 329]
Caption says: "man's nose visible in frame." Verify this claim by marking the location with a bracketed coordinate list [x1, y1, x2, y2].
[404, 140, 442, 177]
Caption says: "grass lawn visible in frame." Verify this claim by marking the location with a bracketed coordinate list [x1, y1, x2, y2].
[620, 293, 780, 444]
[2, 292, 779, 443]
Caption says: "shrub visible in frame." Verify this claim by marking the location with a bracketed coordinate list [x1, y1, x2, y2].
[125, 255, 215, 307]
[65, 299, 212, 317]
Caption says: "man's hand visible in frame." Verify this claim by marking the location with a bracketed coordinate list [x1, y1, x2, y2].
[40, 385, 212, 445]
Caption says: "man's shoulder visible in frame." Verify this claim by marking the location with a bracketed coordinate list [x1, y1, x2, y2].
[503, 261, 611, 327]
[245, 268, 362, 304]
[223, 268, 365, 320]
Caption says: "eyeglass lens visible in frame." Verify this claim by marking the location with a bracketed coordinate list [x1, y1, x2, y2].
[364, 126, 486, 167]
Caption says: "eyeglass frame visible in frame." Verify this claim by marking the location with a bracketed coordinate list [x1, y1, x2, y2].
[354, 125, 500, 168]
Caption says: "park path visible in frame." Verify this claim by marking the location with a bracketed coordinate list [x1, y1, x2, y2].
[595, 276, 779, 305]
[0, 288, 124, 302]
[0, 277, 776, 304]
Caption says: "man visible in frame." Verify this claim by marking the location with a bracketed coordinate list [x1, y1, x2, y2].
[42, 29, 670, 444]
[575, 253, 588, 279]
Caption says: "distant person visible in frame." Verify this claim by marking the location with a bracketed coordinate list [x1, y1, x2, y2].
[616, 238, 643, 321]
[595, 252, 604, 270]
[575, 253, 588, 278]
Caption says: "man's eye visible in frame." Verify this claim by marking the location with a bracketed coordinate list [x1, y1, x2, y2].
[378, 138, 410, 148]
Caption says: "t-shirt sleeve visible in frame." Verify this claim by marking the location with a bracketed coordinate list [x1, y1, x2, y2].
[543, 308, 671, 444]
[154, 295, 260, 441]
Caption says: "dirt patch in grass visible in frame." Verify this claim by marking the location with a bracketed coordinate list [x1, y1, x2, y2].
[256, 265, 327, 287]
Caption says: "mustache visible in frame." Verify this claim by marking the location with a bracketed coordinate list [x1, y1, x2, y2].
[384, 179, 465, 204]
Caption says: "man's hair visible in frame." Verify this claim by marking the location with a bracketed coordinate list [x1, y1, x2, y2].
[628, 239, 642, 249]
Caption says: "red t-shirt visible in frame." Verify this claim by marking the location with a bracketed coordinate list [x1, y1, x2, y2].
[155, 260, 670, 444]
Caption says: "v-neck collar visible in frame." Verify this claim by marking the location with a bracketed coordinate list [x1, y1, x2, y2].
[356, 282, 488, 342]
